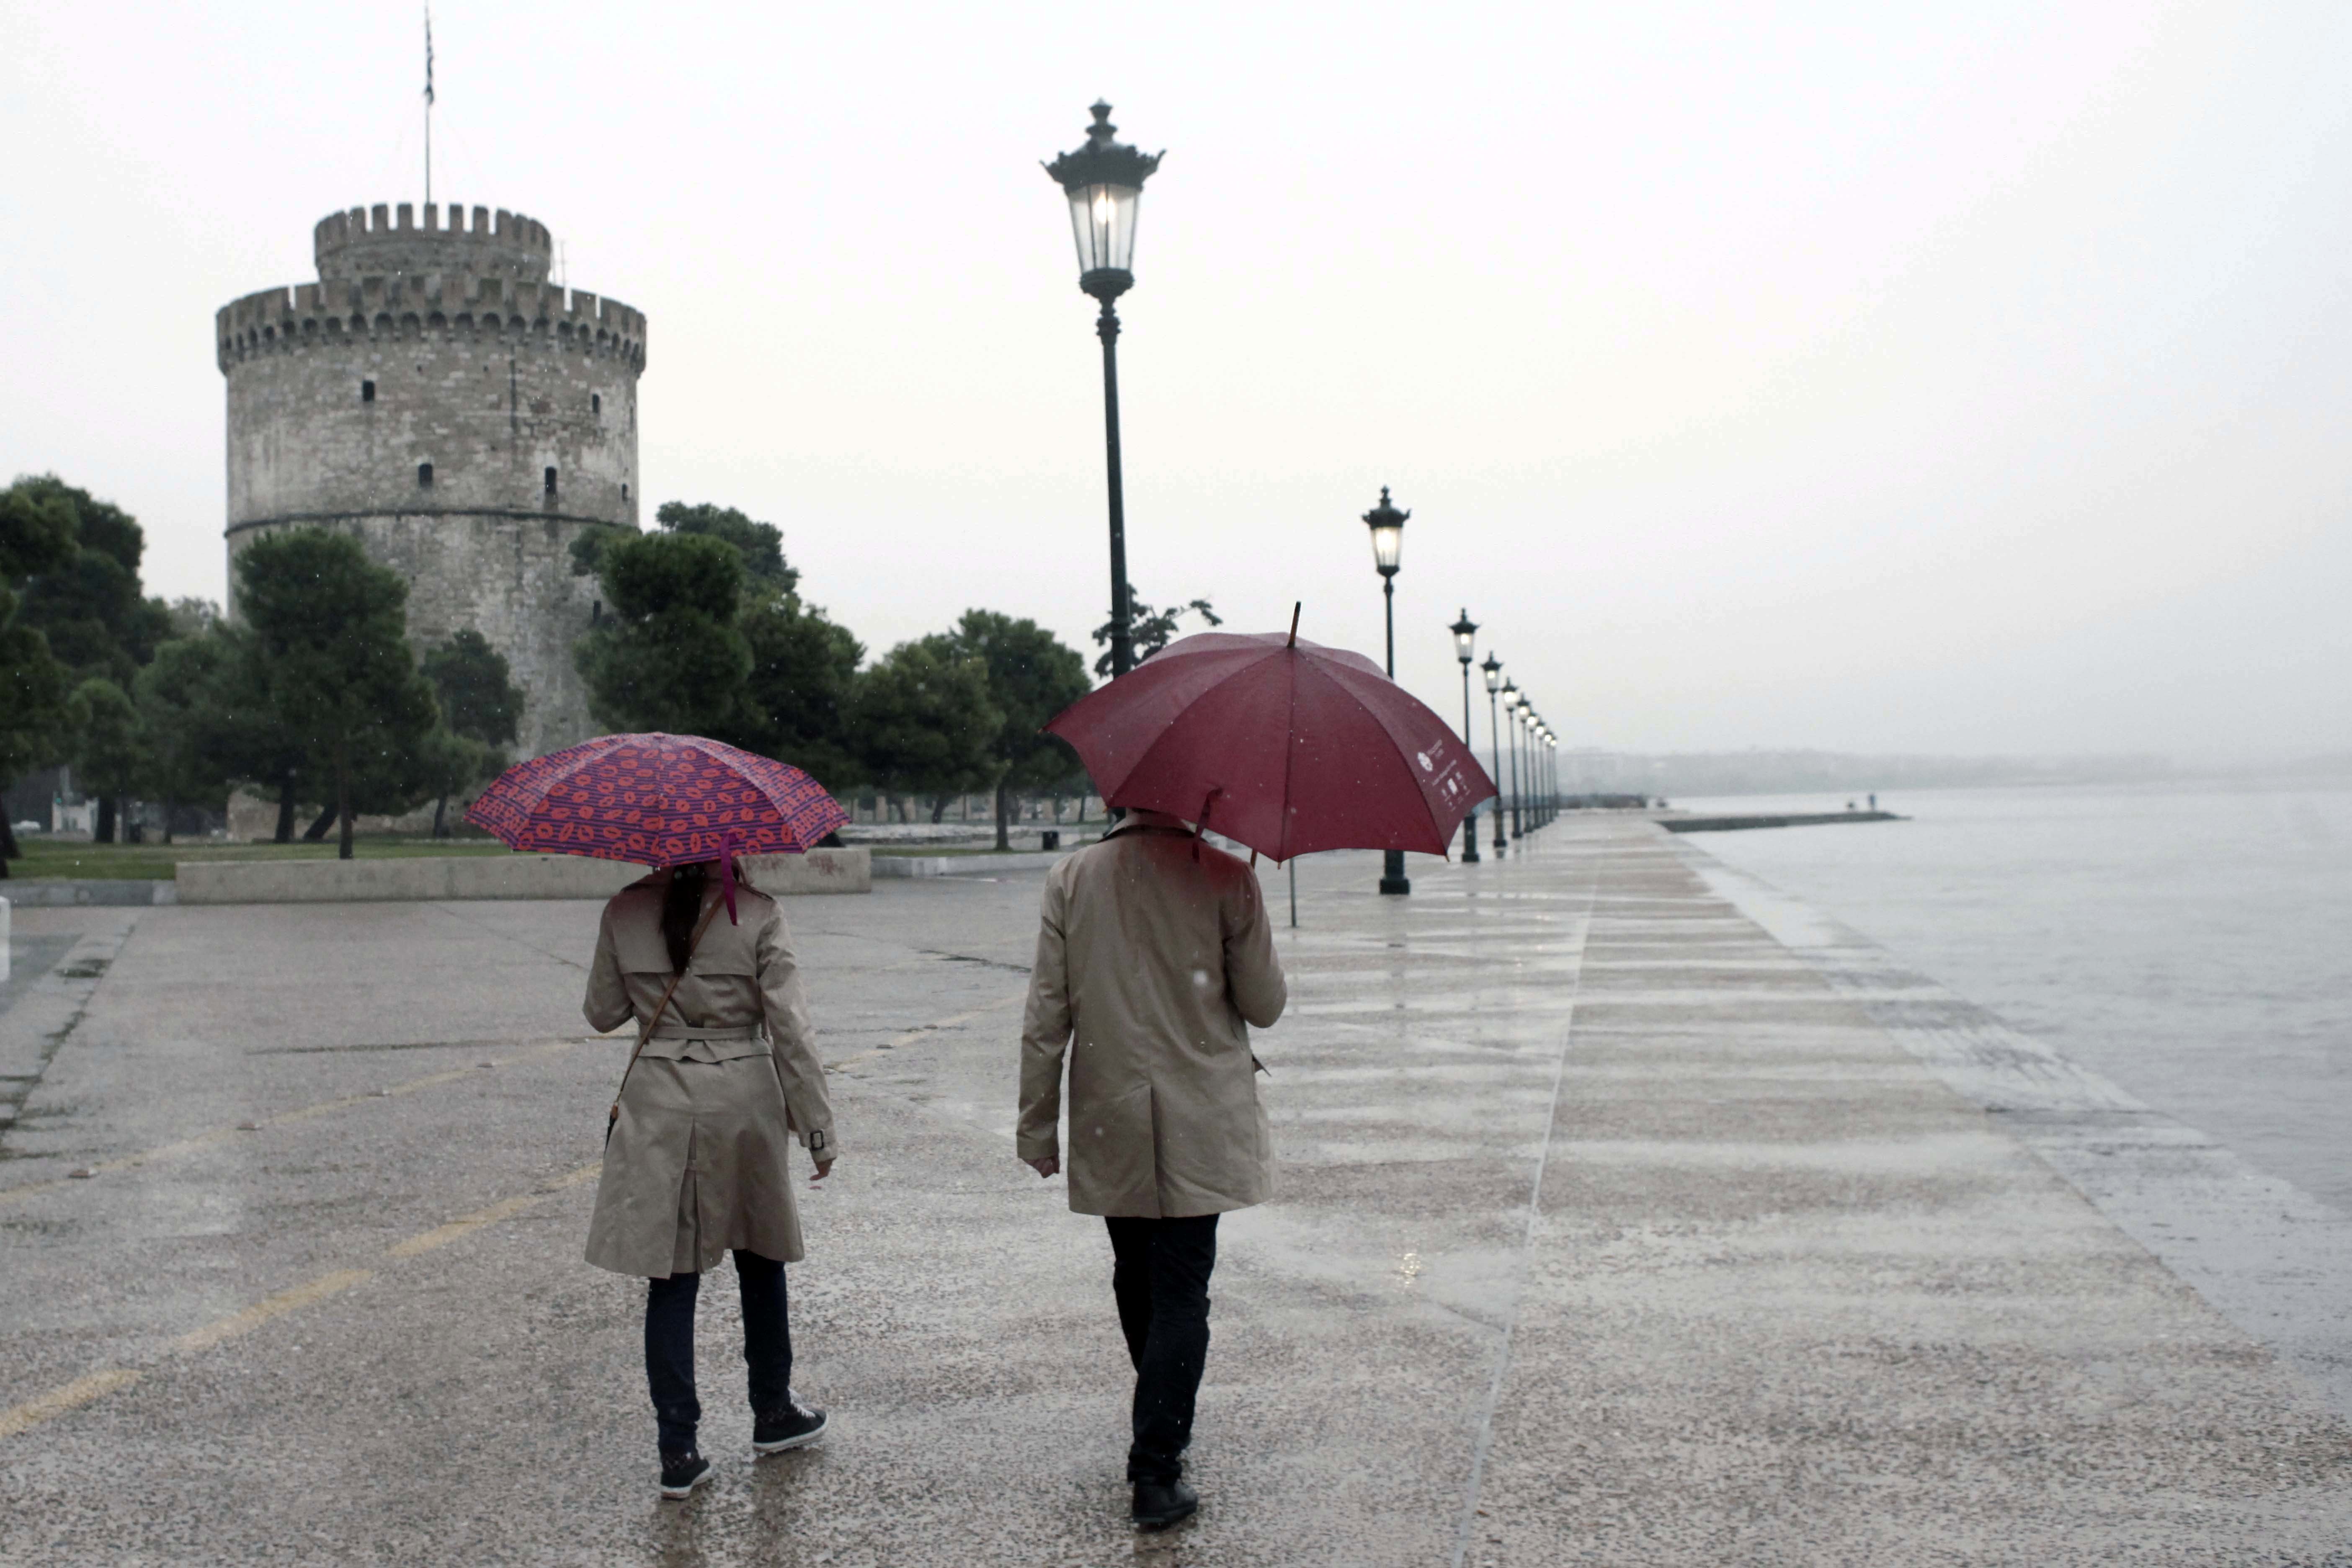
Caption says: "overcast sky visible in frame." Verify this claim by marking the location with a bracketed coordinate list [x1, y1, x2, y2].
[5, 2, 2347, 761]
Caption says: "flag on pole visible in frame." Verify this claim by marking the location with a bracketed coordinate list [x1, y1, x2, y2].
[424, 10, 435, 105]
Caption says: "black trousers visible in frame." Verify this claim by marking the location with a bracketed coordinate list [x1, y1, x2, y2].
[1105, 1214, 1220, 1483]
[645, 1249, 791, 1455]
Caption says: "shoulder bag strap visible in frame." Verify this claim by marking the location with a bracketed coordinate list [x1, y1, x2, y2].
[606, 896, 727, 1140]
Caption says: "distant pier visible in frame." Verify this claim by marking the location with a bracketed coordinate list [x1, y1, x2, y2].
[1660, 810, 1905, 833]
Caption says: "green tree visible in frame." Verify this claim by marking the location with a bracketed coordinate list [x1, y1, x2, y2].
[72, 678, 141, 843]
[738, 592, 864, 789]
[0, 484, 82, 873]
[419, 630, 522, 836]
[655, 501, 794, 591]
[3, 475, 171, 686]
[134, 632, 240, 843]
[412, 727, 500, 840]
[847, 642, 1002, 821]
[204, 624, 316, 844]
[575, 531, 753, 737]
[237, 530, 440, 859]
[929, 611, 1091, 848]
[1092, 593, 1221, 679]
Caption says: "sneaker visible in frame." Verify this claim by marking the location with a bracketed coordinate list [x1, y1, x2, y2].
[752, 1392, 827, 1456]
[1132, 1478, 1198, 1531]
[659, 1449, 713, 1500]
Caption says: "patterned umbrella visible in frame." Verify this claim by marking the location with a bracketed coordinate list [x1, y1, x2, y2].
[465, 732, 848, 866]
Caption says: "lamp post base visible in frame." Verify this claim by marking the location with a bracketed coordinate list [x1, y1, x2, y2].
[1460, 814, 1480, 863]
[1379, 849, 1411, 895]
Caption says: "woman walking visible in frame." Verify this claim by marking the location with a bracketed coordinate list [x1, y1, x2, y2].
[582, 856, 838, 1499]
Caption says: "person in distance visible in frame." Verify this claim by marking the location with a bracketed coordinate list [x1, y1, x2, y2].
[1018, 806, 1288, 1532]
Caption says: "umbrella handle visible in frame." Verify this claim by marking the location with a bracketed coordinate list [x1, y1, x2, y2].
[1193, 787, 1221, 861]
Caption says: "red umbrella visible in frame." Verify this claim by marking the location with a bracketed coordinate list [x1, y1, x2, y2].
[465, 732, 848, 867]
[1044, 629, 1496, 861]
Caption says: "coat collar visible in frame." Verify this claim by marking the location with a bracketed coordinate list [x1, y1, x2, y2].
[1104, 808, 1192, 840]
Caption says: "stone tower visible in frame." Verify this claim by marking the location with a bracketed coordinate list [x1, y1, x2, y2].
[215, 201, 647, 758]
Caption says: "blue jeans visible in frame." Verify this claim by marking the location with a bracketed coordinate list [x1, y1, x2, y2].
[1106, 1215, 1220, 1483]
[645, 1250, 791, 1455]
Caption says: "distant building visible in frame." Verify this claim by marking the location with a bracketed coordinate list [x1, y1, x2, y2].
[214, 201, 649, 756]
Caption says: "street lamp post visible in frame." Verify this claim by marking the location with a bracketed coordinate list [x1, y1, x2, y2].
[1500, 681, 1523, 840]
[1364, 487, 1411, 895]
[1529, 712, 1543, 828]
[1449, 609, 1480, 864]
[1538, 728, 1553, 826]
[1482, 654, 1506, 857]
[1045, 102, 1163, 680]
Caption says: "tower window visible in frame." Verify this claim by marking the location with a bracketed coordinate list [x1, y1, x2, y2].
[591, 393, 601, 415]
[544, 467, 558, 497]
[621, 483, 629, 504]
[417, 462, 433, 488]
[361, 379, 376, 402]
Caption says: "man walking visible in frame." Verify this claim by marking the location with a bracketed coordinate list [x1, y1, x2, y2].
[1018, 807, 1287, 1530]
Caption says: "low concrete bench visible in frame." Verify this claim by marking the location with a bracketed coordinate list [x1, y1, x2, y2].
[174, 848, 871, 904]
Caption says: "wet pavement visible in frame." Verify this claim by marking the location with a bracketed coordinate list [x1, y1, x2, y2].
[1, 820, 2347, 1564]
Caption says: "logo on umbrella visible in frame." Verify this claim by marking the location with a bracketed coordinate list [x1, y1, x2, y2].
[1415, 751, 1433, 773]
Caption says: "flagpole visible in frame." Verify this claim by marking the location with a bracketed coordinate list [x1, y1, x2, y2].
[423, 9, 435, 206]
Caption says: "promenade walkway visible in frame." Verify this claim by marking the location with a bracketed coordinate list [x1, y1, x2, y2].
[0, 818, 2346, 1563]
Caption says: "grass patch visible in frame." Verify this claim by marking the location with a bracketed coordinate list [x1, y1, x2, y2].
[8, 838, 513, 882]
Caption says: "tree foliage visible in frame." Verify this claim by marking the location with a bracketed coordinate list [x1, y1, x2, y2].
[655, 501, 795, 592]
[573, 503, 864, 789]
[847, 642, 1002, 814]
[134, 631, 241, 841]
[739, 594, 863, 790]
[236, 530, 440, 859]
[421, 629, 522, 748]
[1092, 594, 1222, 679]
[3, 475, 171, 686]
[575, 530, 753, 738]
[419, 630, 522, 835]
[927, 611, 1091, 847]
[71, 677, 139, 841]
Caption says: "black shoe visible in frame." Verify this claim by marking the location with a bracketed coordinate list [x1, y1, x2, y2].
[659, 1449, 713, 1500]
[1132, 1479, 1198, 1531]
[752, 1392, 827, 1456]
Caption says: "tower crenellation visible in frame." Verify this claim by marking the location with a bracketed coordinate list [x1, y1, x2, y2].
[315, 201, 552, 281]
[217, 201, 647, 758]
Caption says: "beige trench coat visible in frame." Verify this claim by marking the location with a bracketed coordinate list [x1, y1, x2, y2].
[1018, 814, 1287, 1217]
[582, 872, 838, 1277]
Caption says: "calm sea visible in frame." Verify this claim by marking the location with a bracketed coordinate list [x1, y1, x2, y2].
[1671, 778, 2352, 1215]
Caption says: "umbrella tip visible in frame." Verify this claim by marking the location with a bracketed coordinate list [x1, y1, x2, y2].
[1287, 602, 1301, 647]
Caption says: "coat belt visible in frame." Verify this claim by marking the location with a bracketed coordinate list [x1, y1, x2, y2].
[645, 1024, 763, 1041]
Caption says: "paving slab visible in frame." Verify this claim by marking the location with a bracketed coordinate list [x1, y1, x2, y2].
[0, 821, 2346, 1564]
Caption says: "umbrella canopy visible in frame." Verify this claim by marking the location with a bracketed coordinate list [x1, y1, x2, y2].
[465, 732, 848, 866]
[1044, 630, 1496, 861]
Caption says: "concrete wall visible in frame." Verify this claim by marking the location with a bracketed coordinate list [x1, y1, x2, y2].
[217, 203, 647, 758]
[175, 848, 870, 905]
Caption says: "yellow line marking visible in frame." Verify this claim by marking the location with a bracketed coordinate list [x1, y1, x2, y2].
[168, 1269, 374, 1356]
[0, 1158, 606, 1443]
[387, 1161, 603, 1258]
[0, 1368, 142, 1442]
[824, 990, 1027, 1071]
[0, 1039, 583, 1207]
[386, 1196, 544, 1258]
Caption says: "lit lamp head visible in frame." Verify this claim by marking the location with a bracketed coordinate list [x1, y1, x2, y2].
[1044, 101, 1163, 304]
[1499, 678, 1519, 712]
[1362, 486, 1408, 578]
[1481, 653, 1503, 694]
[1450, 609, 1478, 666]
